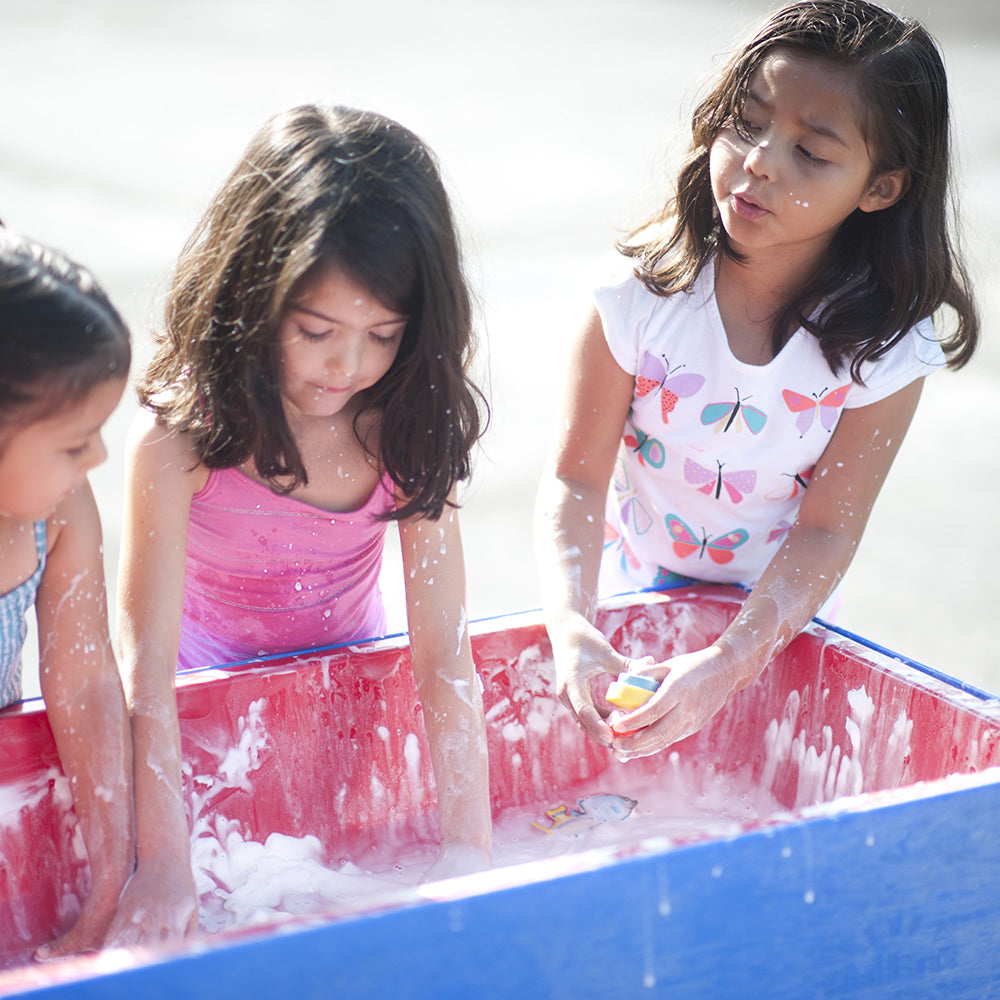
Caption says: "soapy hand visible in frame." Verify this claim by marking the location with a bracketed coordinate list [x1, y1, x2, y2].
[102, 854, 199, 948]
[549, 618, 647, 748]
[420, 841, 493, 883]
[608, 645, 741, 759]
[33, 877, 129, 962]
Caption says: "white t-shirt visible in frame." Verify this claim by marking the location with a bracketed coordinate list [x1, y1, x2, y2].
[595, 258, 945, 594]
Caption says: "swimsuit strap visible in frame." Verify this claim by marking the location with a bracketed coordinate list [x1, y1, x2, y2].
[33, 519, 47, 564]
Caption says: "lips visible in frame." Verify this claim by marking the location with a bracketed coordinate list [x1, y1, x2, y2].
[731, 191, 770, 220]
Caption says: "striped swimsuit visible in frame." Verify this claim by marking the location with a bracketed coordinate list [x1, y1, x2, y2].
[0, 520, 46, 708]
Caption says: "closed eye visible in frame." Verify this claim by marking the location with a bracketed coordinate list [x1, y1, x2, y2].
[369, 323, 406, 346]
[297, 324, 330, 343]
[795, 144, 827, 165]
[732, 115, 761, 141]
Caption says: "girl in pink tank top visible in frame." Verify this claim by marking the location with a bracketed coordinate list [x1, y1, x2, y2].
[118, 106, 492, 940]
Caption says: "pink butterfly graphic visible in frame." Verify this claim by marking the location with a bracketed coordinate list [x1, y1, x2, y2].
[782, 384, 850, 436]
[767, 519, 794, 544]
[766, 466, 814, 502]
[700, 388, 767, 435]
[614, 459, 654, 534]
[666, 514, 748, 564]
[636, 353, 705, 424]
[684, 458, 756, 504]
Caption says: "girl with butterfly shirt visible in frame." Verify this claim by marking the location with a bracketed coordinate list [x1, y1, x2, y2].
[535, 0, 978, 758]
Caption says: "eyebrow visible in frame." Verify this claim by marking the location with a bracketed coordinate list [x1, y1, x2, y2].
[60, 421, 103, 443]
[746, 89, 851, 148]
[290, 303, 408, 327]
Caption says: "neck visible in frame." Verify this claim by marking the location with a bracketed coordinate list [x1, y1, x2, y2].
[713, 244, 830, 366]
[716, 245, 823, 316]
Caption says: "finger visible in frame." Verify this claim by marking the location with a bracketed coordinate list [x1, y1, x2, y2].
[34, 938, 68, 964]
[565, 676, 614, 746]
[107, 921, 143, 948]
[612, 707, 680, 757]
[608, 680, 676, 735]
[576, 701, 615, 746]
[103, 909, 129, 948]
[623, 655, 670, 682]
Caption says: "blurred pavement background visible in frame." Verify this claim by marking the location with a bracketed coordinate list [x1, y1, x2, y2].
[3, 0, 997, 696]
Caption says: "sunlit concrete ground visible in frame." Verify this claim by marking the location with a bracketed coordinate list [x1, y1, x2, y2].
[3, 0, 997, 697]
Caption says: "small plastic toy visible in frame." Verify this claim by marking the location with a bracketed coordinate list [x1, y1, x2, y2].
[605, 671, 659, 710]
[531, 793, 638, 836]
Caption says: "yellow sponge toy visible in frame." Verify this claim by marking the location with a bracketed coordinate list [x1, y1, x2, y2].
[605, 672, 659, 710]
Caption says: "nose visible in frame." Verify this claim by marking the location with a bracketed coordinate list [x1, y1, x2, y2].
[85, 435, 108, 473]
[743, 140, 773, 181]
[325, 334, 361, 379]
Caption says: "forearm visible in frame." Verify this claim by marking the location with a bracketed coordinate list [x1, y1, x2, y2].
[42, 669, 134, 900]
[534, 471, 608, 633]
[409, 629, 492, 851]
[423, 686, 492, 850]
[398, 506, 492, 853]
[106, 648, 199, 942]
[716, 524, 856, 690]
[126, 659, 191, 862]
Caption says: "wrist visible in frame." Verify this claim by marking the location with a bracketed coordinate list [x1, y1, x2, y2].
[545, 609, 603, 648]
[711, 639, 766, 695]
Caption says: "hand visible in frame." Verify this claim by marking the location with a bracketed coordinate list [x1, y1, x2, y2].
[608, 645, 742, 759]
[550, 618, 638, 748]
[102, 854, 199, 948]
[420, 841, 493, 883]
[33, 876, 128, 962]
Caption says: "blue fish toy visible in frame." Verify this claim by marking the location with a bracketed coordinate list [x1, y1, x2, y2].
[531, 793, 638, 836]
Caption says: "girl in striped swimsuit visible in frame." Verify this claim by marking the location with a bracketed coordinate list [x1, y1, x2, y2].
[0, 229, 138, 957]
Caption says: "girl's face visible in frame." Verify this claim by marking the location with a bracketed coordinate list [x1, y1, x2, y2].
[0, 376, 126, 521]
[278, 265, 407, 421]
[710, 49, 902, 263]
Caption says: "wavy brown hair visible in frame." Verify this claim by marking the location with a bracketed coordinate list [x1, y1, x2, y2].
[621, 0, 978, 380]
[140, 104, 487, 521]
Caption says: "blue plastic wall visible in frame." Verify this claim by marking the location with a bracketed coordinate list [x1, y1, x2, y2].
[14, 777, 1000, 1000]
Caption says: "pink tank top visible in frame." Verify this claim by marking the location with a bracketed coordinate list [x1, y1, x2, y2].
[179, 467, 396, 670]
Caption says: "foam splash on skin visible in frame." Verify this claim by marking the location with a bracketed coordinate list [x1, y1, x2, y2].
[455, 605, 468, 656]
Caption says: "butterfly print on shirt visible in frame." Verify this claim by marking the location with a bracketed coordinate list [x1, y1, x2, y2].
[636, 353, 705, 424]
[666, 514, 748, 564]
[700, 388, 767, 434]
[684, 458, 756, 504]
[782, 384, 850, 436]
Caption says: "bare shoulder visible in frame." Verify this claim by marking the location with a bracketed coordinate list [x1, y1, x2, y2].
[44, 482, 102, 569]
[548, 305, 634, 486]
[125, 407, 208, 497]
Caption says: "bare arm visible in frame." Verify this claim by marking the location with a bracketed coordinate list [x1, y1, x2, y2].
[613, 378, 926, 756]
[34, 484, 133, 958]
[533, 307, 636, 745]
[109, 409, 202, 943]
[398, 497, 492, 877]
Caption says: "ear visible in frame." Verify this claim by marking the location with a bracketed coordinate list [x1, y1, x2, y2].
[858, 167, 910, 213]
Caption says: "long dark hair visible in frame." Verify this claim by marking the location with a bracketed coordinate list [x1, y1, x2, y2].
[621, 0, 978, 379]
[140, 104, 487, 521]
[0, 228, 130, 433]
